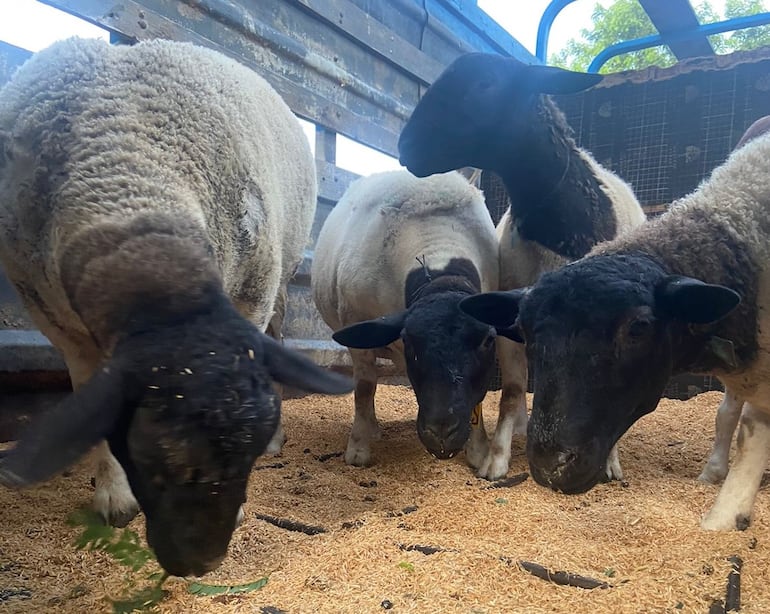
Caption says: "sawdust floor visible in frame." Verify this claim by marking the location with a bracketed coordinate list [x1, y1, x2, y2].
[1, 387, 769, 613]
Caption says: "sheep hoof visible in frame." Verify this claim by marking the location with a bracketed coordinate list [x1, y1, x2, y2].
[344, 444, 372, 467]
[697, 463, 727, 485]
[265, 423, 286, 455]
[477, 453, 510, 481]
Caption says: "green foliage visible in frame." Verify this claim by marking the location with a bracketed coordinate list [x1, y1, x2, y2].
[110, 583, 168, 614]
[187, 577, 269, 596]
[550, 0, 770, 74]
[67, 509, 268, 612]
[68, 509, 167, 612]
[69, 510, 154, 573]
[717, 0, 770, 50]
[398, 561, 415, 572]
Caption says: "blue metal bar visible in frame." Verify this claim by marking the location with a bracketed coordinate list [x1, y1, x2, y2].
[589, 12, 770, 73]
[535, 0, 579, 62]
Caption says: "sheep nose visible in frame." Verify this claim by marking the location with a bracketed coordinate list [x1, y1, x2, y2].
[418, 418, 464, 459]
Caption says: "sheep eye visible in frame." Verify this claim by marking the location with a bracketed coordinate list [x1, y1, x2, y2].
[628, 318, 653, 339]
[482, 333, 496, 348]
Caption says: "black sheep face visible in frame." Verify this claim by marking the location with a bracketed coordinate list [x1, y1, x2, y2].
[460, 253, 740, 495]
[0, 300, 353, 577]
[397, 52, 603, 177]
[333, 291, 499, 459]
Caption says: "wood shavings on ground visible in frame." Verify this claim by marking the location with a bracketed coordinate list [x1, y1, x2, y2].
[1, 388, 769, 613]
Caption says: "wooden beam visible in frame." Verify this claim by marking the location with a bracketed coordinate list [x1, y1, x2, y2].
[639, 0, 714, 60]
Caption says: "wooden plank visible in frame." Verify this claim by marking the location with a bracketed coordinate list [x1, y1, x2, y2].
[315, 159, 359, 203]
[292, 0, 446, 85]
[41, 0, 409, 156]
[315, 126, 337, 165]
[639, 0, 714, 60]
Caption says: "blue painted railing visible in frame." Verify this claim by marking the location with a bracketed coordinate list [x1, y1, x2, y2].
[535, 0, 770, 74]
[588, 12, 770, 72]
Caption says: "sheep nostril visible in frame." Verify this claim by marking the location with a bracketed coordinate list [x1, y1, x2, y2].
[555, 450, 577, 468]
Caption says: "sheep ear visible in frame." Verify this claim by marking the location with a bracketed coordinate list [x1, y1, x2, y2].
[525, 64, 603, 95]
[460, 290, 527, 329]
[0, 365, 128, 488]
[655, 276, 741, 324]
[261, 335, 353, 395]
[332, 311, 407, 349]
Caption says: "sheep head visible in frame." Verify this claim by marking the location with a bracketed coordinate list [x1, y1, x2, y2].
[398, 52, 603, 177]
[0, 299, 352, 577]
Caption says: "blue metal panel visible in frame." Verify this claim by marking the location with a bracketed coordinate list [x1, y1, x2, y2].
[639, 0, 714, 60]
[535, 0, 579, 62]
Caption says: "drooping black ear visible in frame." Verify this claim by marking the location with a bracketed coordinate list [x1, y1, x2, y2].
[0, 364, 128, 488]
[495, 325, 524, 343]
[261, 334, 353, 395]
[459, 290, 527, 329]
[655, 276, 741, 324]
[525, 64, 603, 95]
[332, 311, 407, 349]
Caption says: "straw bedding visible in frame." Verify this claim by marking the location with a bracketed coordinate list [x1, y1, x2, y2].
[1, 387, 768, 613]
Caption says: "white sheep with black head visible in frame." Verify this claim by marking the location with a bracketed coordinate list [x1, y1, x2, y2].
[0, 37, 351, 577]
[312, 170, 506, 467]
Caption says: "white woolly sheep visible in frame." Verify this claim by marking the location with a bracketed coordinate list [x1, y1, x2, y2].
[459, 122, 770, 531]
[311, 170, 506, 467]
[0, 37, 352, 576]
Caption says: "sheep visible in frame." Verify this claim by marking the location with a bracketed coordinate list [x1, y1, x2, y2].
[311, 170, 509, 467]
[0, 37, 352, 576]
[397, 51, 647, 481]
[457, 121, 770, 531]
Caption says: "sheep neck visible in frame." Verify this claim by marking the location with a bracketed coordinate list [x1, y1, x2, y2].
[496, 94, 617, 260]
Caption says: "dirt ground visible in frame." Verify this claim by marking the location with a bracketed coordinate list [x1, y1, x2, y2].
[1, 387, 768, 613]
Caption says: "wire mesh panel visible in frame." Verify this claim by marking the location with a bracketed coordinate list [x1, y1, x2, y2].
[485, 51, 770, 399]
[555, 48, 770, 216]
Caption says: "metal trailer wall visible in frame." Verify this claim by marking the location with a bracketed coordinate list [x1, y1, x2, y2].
[0, 0, 534, 388]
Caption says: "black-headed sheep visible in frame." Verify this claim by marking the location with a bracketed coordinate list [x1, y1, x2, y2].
[397, 52, 646, 482]
[311, 170, 508, 466]
[459, 122, 770, 531]
[0, 37, 352, 576]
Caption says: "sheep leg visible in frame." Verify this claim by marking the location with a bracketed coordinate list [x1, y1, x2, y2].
[477, 339, 528, 480]
[698, 388, 744, 484]
[93, 440, 140, 527]
[464, 404, 489, 469]
[345, 349, 380, 467]
[605, 444, 623, 481]
[263, 293, 287, 455]
[701, 403, 770, 531]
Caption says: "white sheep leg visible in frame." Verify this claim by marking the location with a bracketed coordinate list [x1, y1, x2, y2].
[93, 440, 140, 527]
[345, 349, 381, 467]
[698, 388, 744, 484]
[701, 403, 770, 531]
[605, 444, 623, 481]
[264, 300, 287, 455]
[464, 404, 489, 469]
[63, 351, 139, 527]
[477, 339, 528, 480]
